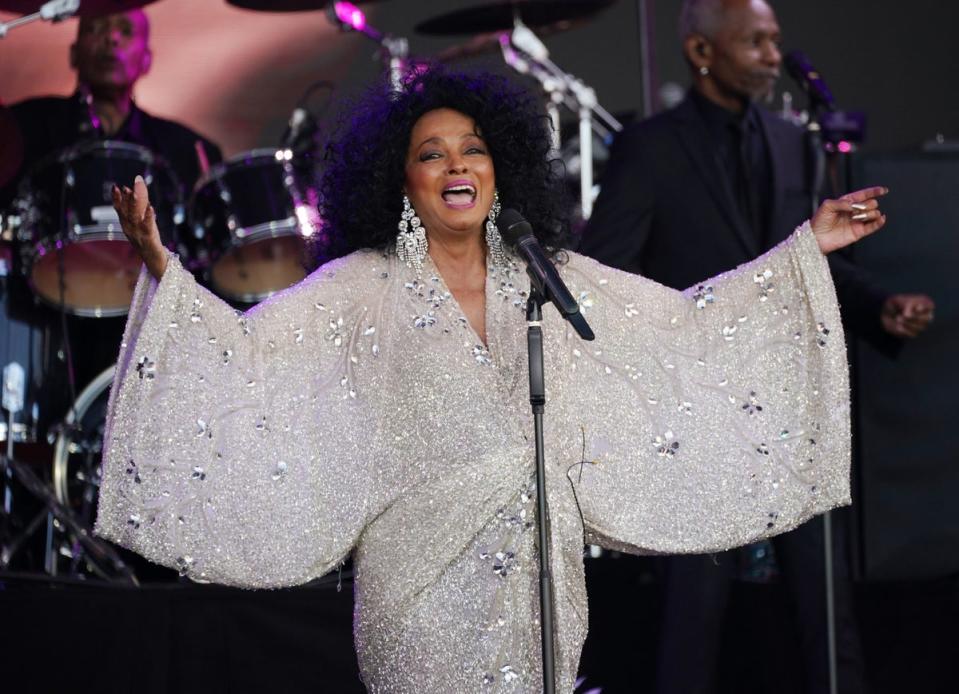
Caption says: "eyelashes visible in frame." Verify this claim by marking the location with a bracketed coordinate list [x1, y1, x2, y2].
[418, 147, 488, 162]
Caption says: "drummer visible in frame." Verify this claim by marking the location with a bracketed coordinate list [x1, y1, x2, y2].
[0, 8, 221, 207]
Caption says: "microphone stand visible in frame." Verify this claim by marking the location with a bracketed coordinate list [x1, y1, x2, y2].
[519, 256, 592, 692]
[803, 104, 839, 694]
[525, 286, 556, 694]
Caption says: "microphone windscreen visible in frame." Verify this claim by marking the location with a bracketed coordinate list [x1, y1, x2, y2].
[783, 50, 834, 108]
[783, 51, 808, 81]
[497, 208, 533, 245]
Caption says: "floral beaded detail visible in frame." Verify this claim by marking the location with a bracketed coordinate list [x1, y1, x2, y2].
[95, 222, 849, 693]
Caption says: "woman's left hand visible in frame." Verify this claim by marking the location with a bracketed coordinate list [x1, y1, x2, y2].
[811, 186, 888, 255]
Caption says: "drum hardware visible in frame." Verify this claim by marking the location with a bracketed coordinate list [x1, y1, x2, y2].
[0, 212, 20, 243]
[0, 0, 158, 25]
[415, 1, 623, 219]
[414, 0, 617, 36]
[77, 83, 104, 138]
[1, 358, 136, 584]
[498, 20, 622, 219]
[326, 2, 410, 93]
[0, 0, 78, 38]
[280, 79, 333, 157]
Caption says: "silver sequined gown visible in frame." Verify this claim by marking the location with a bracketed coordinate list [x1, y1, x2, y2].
[96, 222, 850, 693]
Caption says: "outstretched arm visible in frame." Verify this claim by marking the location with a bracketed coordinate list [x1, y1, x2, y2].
[555, 221, 852, 555]
[810, 186, 888, 254]
[112, 175, 168, 279]
[97, 178, 383, 587]
[813, 187, 936, 342]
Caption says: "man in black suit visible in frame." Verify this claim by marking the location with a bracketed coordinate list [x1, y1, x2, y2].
[579, 1, 934, 692]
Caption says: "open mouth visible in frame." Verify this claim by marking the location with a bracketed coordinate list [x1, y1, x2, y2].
[441, 182, 477, 208]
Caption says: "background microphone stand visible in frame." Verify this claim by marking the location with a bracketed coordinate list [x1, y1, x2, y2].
[787, 50, 844, 694]
[808, 115, 839, 694]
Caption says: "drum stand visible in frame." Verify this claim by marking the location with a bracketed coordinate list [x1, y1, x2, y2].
[498, 21, 623, 220]
[326, 2, 410, 93]
[1, 363, 137, 585]
[0, 0, 78, 38]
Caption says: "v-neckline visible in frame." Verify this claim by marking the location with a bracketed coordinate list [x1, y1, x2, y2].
[422, 252, 494, 353]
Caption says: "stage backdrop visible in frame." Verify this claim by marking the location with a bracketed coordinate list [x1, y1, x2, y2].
[850, 152, 959, 582]
[2, 0, 957, 158]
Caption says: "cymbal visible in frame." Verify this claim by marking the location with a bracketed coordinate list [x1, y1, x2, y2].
[0, 0, 158, 16]
[436, 16, 592, 62]
[226, 0, 381, 12]
[416, 0, 617, 36]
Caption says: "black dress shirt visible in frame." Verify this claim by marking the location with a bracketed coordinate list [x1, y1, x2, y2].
[689, 89, 773, 250]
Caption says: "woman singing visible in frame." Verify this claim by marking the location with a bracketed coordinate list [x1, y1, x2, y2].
[97, 69, 887, 692]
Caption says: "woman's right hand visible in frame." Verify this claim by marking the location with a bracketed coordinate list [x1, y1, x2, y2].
[113, 174, 168, 280]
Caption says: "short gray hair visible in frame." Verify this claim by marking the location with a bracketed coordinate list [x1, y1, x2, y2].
[678, 0, 726, 40]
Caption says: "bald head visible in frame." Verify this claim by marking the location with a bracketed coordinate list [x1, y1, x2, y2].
[72, 10, 152, 96]
[77, 9, 150, 40]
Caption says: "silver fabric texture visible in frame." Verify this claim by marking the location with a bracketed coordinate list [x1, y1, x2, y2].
[96, 221, 850, 693]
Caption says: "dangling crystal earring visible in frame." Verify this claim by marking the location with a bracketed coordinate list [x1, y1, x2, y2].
[396, 194, 427, 275]
[485, 190, 508, 268]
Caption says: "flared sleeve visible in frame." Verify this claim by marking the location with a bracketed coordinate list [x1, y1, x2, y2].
[557, 223, 850, 554]
[95, 253, 381, 587]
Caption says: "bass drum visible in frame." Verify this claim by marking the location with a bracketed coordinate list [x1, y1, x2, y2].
[52, 364, 177, 582]
[15, 140, 182, 317]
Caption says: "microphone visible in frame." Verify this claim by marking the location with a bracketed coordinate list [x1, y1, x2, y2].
[280, 107, 317, 150]
[784, 50, 835, 111]
[497, 208, 594, 341]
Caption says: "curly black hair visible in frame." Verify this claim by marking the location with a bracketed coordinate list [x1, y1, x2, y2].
[316, 67, 569, 260]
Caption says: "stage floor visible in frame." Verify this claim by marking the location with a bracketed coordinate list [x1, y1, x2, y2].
[3, 558, 957, 693]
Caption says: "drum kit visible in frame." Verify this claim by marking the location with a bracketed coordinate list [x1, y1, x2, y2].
[0, 0, 624, 583]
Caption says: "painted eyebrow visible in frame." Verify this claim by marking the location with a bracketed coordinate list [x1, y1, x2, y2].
[415, 132, 485, 149]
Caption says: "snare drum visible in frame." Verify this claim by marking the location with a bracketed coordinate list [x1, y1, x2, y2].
[14, 141, 182, 317]
[186, 149, 319, 303]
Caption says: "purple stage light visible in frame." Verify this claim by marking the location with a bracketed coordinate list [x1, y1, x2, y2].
[333, 2, 366, 32]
